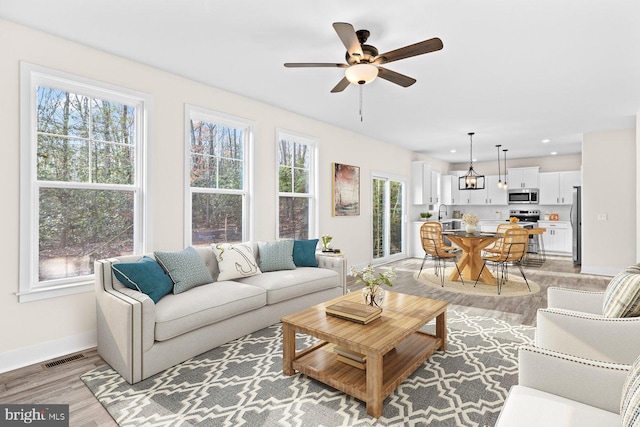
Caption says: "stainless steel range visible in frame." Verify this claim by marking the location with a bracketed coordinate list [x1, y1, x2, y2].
[509, 209, 540, 253]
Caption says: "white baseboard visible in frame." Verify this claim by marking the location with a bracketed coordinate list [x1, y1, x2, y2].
[0, 330, 96, 374]
[580, 265, 619, 277]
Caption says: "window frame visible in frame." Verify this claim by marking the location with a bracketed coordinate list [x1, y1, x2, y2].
[184, 105, 255, 247]
[276, 128, 318, 240]
[19, 62, 151, 302]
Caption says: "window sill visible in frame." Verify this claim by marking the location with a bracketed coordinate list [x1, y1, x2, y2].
[18, 281, 94, 303]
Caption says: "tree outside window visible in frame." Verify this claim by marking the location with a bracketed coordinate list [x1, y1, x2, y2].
[188, 109, 250, 246]
[278, 131, 316, 239]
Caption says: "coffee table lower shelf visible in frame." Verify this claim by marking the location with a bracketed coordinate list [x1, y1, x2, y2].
[291, 331, 442, 407]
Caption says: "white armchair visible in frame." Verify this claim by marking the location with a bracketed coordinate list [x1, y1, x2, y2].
[536, 287, 640, 364]
[496, 345, 627, 427]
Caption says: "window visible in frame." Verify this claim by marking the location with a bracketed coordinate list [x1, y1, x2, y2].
[277, 130, 317, 240]
[19, 63, 149, 302]
[186, 106, 253, 246]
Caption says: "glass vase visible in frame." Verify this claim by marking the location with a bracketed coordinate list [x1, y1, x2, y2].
[362, 286, 385, 307]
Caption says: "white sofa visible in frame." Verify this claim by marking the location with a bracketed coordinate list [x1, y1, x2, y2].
[496, 345, 628, 427]
[95, 245, 346, 384]
[536, 287, 640, 364]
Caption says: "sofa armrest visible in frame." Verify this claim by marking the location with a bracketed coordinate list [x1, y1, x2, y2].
[547, 287, 605, 314]
[536, 308, 640, 364]
[518, 345, 628, 414]
[95, 259, 156, 384]
[316, 254, 347, 294]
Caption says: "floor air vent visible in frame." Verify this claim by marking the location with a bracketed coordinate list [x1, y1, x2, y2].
[43, 353, 85, 369]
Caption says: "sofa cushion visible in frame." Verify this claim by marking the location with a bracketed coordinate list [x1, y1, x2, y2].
[155, 247, 214, 294]
[496, 385, 620, 427]
[258, 240, 296, 272]
[212, 242, 262, 281]
[621, 354, 640, 427]
[111, 256, 173, 303]
[603, 268, 640, 318]
[154, 281, 267, 341]
[236, 266, 339, 304]
[293, 239, 319, 267]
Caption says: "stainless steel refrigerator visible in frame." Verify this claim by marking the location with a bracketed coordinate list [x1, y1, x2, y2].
[571, 186, 582, 265]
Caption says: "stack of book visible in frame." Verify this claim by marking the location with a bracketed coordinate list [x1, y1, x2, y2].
[334, 345, 366, 370]
[325, 300, 382, 324]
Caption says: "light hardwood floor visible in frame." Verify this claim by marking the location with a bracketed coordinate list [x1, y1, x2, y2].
[0, 255, 610, 426]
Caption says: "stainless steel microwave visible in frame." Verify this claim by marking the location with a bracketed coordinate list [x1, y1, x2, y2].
[508, 188, 539, 204]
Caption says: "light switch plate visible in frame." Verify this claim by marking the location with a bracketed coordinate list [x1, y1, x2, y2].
[597, 213, 607, 221]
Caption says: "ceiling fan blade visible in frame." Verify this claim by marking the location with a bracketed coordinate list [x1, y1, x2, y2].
[284, 63, 348, 68]
[331, 77, 351, 93]
[374, 37, 443, 64]
[332, 22, 364, 59]
[377, 67, 416, 87]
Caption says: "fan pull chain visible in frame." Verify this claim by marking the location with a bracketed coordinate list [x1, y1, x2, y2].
[359, 85, 363, 122]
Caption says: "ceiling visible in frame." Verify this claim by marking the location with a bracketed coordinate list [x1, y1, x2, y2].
[2, 0, 639, 163]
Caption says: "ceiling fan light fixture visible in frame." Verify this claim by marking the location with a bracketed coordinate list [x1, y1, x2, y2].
[345, 63, 378, 85]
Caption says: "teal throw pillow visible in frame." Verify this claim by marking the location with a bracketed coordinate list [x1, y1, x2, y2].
[154, 246, 213, 294]
[293, 239, 319, 267]
[258, 240, 296, 272]
[112, 256, 173, 303]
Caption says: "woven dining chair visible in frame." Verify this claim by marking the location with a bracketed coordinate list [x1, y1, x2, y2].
[484, 223, 521, 255]
[418, 222, 464, 287]
[475, 227, 530, 295]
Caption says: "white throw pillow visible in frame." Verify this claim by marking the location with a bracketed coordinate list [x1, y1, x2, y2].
[212, 242, 261, 281]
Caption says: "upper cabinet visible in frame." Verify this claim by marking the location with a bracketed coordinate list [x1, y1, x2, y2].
[411, 161, 440, 205]
[539, 171, 581, 205]
[507, 167, 539, 189]
[446, 174, 507, 205]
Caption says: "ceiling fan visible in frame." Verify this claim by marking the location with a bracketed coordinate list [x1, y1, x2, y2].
[284, 22, 443, 93]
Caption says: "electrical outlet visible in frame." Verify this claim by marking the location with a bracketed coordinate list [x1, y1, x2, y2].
[597, 213, 607, 221]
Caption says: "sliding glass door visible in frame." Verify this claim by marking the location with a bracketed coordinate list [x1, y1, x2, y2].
[372, 174, 406, 263]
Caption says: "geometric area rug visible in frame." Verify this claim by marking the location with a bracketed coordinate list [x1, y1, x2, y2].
[81, 311, 534, 427]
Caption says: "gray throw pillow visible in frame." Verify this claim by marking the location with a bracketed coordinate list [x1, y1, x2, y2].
[258, 240, 296, 272]
[154, 246, 213, 294]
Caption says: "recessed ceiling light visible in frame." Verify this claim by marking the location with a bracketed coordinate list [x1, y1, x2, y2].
[550, 151, 558, 155]
[542, 139, 550, 143]
[472, 158, 478, 162]
[450, 149, 456, 153]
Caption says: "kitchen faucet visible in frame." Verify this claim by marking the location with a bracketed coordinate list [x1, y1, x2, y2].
[438, 204, 448, 221]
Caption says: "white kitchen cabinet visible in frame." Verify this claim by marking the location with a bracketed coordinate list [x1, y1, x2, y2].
[507, 167, 539, 189]
[411, 222, 425, 257]
[486, 175, 508, 205]
[539, 171, 581, 205]
[441, 173, 462, 205]
[411, 162, 439, 205]
[538, 221, 572, 254]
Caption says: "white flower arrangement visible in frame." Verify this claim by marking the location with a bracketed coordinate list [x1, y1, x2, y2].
[350, 264, 396, 289]
[462, 212, 479, 226]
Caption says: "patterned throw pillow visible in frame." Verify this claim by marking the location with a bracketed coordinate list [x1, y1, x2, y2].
[257, 240, 296, 272]
[621, 354, 640, 426]
[293, 239, 319, 267]
[212, 242, 262, 281]
[154, 247, 213, 294]
[112, 256, 173, 303]
[603, 268, 640, 318]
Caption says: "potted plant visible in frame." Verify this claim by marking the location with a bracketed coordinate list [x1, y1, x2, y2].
[420, 212, 433, 220]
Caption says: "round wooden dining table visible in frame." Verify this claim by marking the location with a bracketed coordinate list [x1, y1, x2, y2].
[443, 231, 500, 285]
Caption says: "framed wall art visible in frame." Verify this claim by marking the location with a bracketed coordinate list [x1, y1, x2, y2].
[332, 163, 360, 216]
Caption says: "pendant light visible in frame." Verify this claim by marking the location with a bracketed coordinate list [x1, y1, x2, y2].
[496, 144, 503, 188]
[459, 132, 485, 190]
[502, 148, 509, 189]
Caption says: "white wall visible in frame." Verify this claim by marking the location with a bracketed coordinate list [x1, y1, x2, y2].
[449, 153, 582, 176]
[0, 19, 427, 370]
[582, 128, 636, 275]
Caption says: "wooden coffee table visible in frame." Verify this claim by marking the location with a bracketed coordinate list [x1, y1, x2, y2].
[281, 291, 448, 418]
